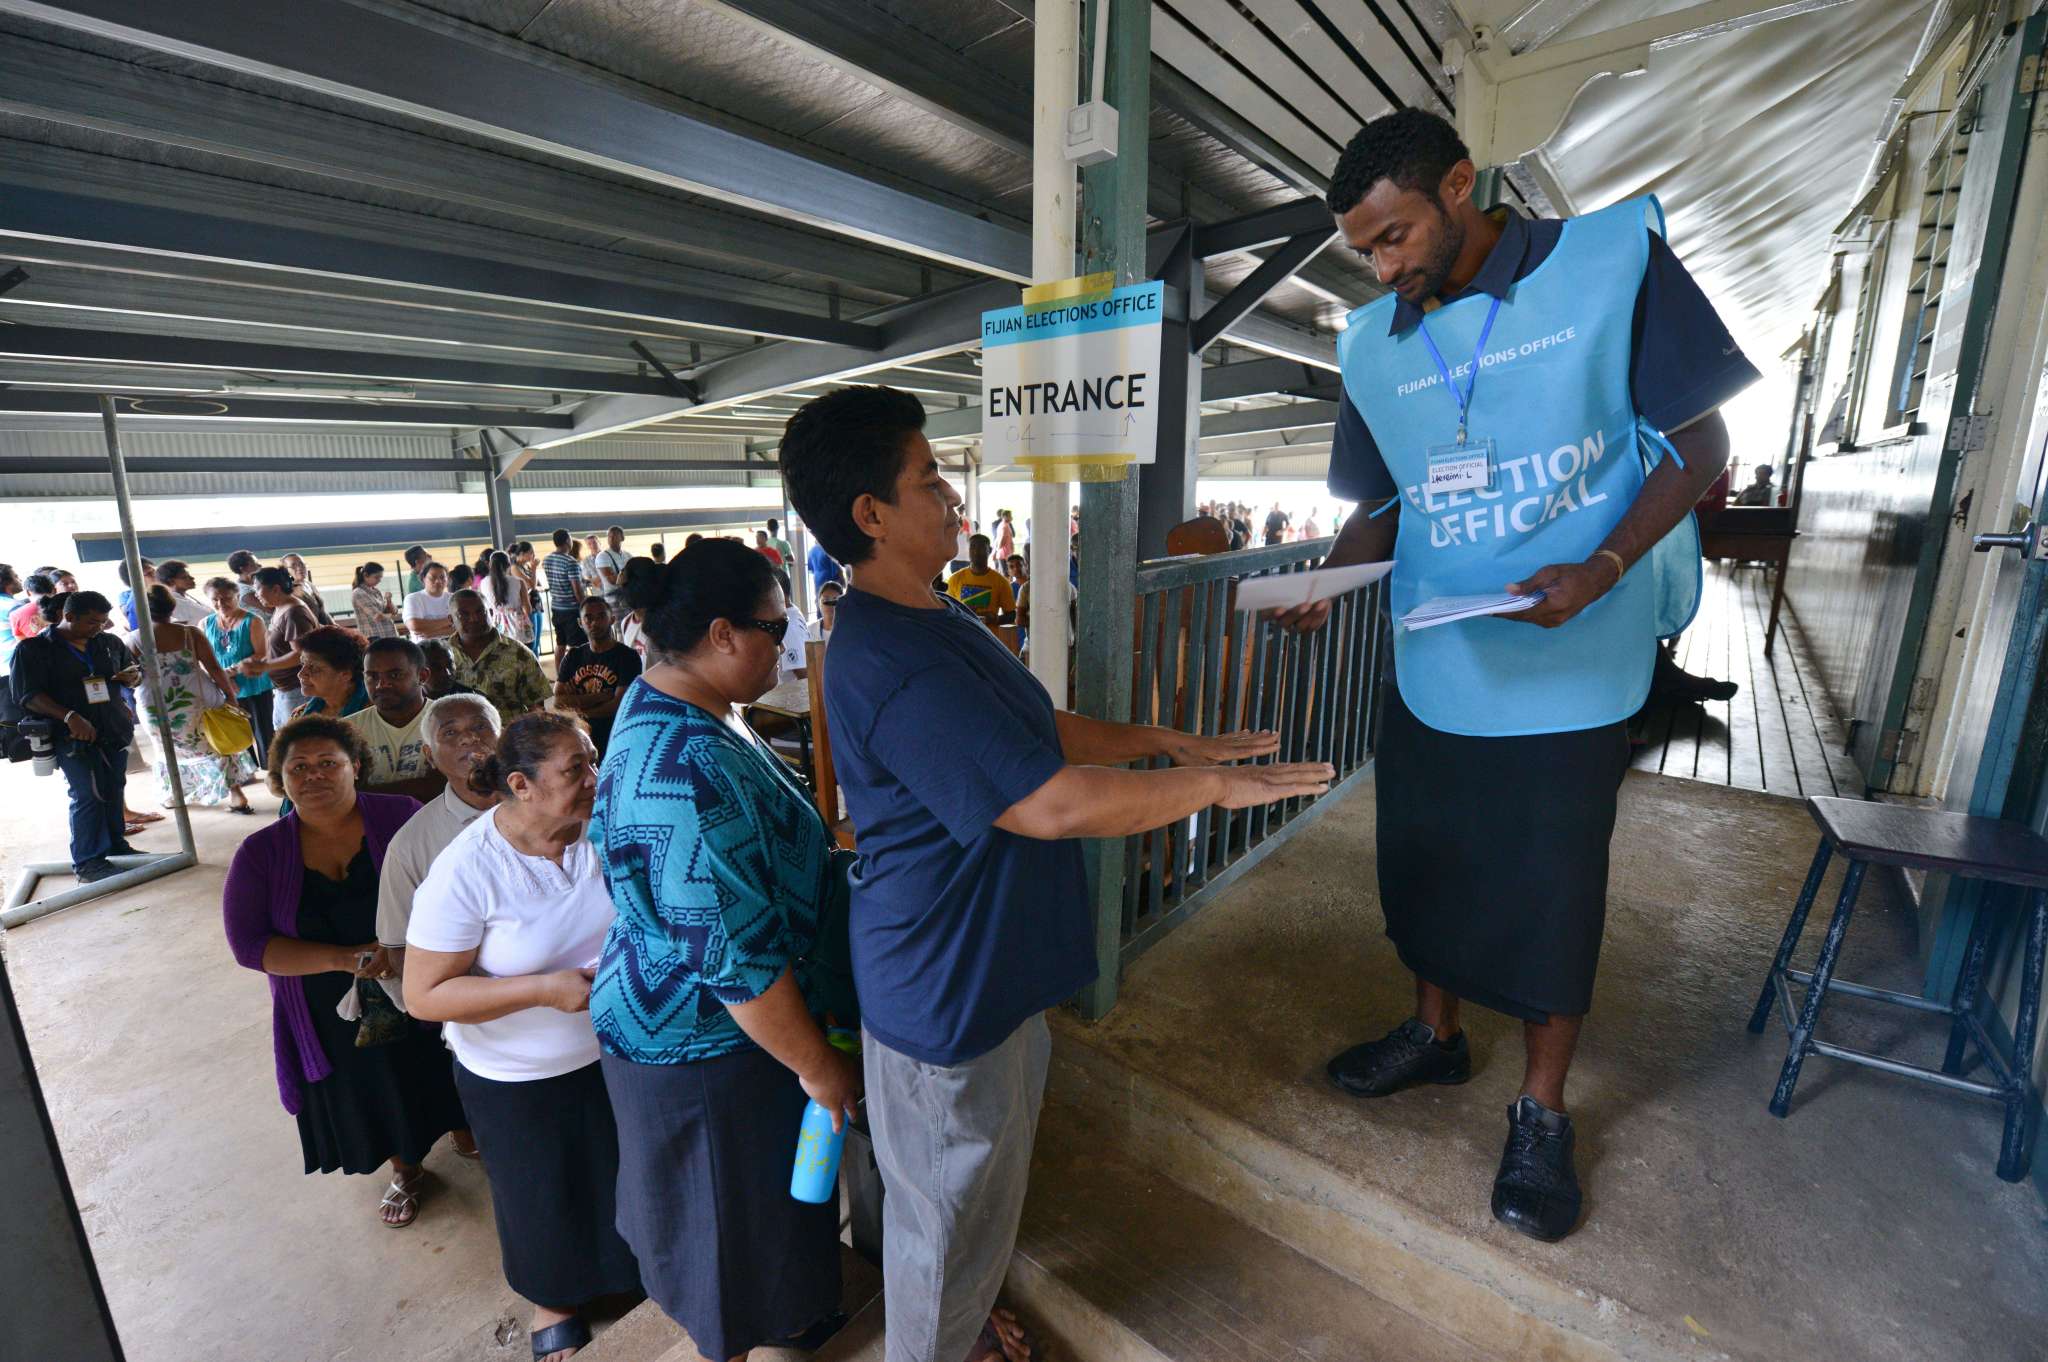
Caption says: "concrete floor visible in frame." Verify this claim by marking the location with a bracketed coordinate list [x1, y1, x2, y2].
[10, 744, 2048, 1361]
[1, 758, 591, 1362]
[1063, 770, 2048, 1361]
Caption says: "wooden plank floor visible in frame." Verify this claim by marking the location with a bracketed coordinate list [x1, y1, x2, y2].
[1631, 562, 1867, 798]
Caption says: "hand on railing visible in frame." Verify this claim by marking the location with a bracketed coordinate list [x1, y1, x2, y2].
[1211, 761, 1334, 809]
[1159, 728, 1280, 767]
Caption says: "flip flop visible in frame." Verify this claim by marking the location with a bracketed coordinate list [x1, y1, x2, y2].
[127, 810, 166, 823]
[530, 1317, 590, 1360]
[378, 1173, 423, 1229]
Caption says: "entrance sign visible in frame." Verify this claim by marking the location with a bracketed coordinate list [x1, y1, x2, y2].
[981, 272, 1164, 483]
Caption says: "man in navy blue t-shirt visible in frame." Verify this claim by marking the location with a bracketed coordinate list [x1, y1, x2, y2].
[782, 386, 1331, 1362]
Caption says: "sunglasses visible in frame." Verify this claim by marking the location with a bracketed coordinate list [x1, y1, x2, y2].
[732, 615, 791, 644]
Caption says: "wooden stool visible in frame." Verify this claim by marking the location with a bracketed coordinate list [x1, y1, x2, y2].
[1747, 796, 2048, 1182]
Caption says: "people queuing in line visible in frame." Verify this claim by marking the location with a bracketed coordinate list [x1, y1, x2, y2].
[222, 716, 473, 1228]
[375, 693, 501, 988]
[11, 589, 143, 882]
[403, 562, 455, 641]
[551, 595, 639, 761]
[252, 566, 326, 728]
[590, 526, 629, 609]
[944, 532, 1016, 626]
[347, 638, 453, 801]
[352, 563, 403, 640]
[404, 714, 641, 1362]
[129, 584, 257, 815]
[448, 588, 550, 721]
[780, 384, 1328, 1362]
[811, 580, 842, 647]
[588, 539, 849, 1359]
[281, 553, 334, 627]
[288, 625, 371, 722]
[480, 549, 535, 648]
[542, 530, 589, 652]
[206, 574, 278, 770]
[115, 555, 156, 631]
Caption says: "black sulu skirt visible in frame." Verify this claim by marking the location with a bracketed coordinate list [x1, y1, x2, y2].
[453, 1060, 642, 1307]
[601, 1045, 841, 1361]
[1374, 684, 1630, 1022]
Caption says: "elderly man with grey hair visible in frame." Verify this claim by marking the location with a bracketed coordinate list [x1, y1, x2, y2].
[375, 693, 505, 1007]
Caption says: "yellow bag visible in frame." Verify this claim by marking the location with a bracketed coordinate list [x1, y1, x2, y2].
[200, 705, 254, 757]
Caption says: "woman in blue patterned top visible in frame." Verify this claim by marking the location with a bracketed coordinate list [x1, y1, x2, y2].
[590, 538, 855, 1361]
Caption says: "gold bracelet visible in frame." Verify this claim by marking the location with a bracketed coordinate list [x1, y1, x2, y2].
[1593, 549, 1626, 582]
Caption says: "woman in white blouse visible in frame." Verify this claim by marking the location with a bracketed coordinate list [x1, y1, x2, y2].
[404, 712, 640, 1362]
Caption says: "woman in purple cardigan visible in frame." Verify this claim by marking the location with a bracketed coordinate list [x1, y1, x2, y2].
[223, 714, 470, 1228]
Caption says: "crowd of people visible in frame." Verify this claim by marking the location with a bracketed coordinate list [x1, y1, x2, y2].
[0, 401, 1331, 1362]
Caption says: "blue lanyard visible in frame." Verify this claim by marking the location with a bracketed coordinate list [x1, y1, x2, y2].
[1414, 296, 1503, 444]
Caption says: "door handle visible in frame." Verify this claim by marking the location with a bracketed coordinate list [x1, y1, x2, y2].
[1973, 524, 2048, 557]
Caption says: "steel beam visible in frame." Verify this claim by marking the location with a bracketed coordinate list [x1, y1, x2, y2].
[705, 0, 1032, 155]
[0, 187, 881, 348]
[1193, 198, 1339, 258]
[1199, 401, 1339, 439]
[1201, 357, 1341, 402]
[1190, 230, 1336, 352]
[0, 0, 1032, 278]
[0, 325, 680, 398]
[0, 391, 572, 427]
[0, 34, 948, 302]
[520, 280, 1017, 463]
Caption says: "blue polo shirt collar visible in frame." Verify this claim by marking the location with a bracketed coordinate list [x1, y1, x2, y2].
[1388, 209, 1528, 336]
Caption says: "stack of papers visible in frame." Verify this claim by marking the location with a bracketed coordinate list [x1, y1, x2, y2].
[1400, 592, 1544, 631]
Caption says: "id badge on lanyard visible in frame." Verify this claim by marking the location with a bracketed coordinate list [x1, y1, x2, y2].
[1416, 297, 1503, 497]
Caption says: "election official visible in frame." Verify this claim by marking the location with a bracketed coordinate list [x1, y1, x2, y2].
[1280, 110, 1759, 1241]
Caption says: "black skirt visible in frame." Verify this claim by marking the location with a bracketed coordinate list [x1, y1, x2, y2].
[1375, 684, 1629, 1022]
[294, 849, 467, 1175]
[454, 1060, 643, 1307]
[601, 1046, 841, 1360]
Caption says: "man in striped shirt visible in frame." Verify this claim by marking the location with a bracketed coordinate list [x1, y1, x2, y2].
[541, 528, 588, 651]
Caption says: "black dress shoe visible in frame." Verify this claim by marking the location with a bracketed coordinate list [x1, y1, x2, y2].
[1491, 1096, 1583, 1242]
[1326, 1018, 1472, 1097]
[75, 859, 123, 884]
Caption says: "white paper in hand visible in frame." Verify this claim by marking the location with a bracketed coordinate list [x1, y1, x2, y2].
[1400, 592, 1544, 631]
[1234, 560, 1395, 615]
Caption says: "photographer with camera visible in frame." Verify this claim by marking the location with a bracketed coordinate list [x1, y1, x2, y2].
[10, 590, 144, 883]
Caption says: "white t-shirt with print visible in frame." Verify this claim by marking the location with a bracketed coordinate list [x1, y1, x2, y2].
[405, 807, 613, 1081]
[778, 606, 810, 682]
[344, 703, 431, 786]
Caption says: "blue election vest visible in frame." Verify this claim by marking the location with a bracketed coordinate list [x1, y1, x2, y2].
[1337, 196, 1700, 738]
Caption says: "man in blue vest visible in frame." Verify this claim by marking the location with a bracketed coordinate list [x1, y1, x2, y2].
[1281, 110, 1759, 1241]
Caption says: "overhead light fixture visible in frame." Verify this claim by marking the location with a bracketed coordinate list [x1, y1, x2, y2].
[218, 382, 418, 401]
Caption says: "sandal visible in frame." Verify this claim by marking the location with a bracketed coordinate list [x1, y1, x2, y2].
[379, 1172, 423, 1229]
[127, 810, 166, 824]
[531, 1317, 590, 1360]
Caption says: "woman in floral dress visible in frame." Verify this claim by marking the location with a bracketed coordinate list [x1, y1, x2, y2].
[132, 585, 257, 813]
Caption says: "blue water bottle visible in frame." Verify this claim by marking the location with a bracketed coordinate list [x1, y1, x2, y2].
[790, 1029, 859, 1204]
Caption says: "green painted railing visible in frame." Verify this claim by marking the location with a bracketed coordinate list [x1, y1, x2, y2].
[1104, 537, 1386, 979]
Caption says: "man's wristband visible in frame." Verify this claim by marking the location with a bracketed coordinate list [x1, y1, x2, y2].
[1593, 549, 1627, 583]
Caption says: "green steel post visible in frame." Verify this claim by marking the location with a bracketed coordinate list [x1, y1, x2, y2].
[1073, 0, 1148, 1021]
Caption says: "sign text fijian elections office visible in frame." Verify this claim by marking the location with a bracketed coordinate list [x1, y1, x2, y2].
[980, 277, 1164, 482]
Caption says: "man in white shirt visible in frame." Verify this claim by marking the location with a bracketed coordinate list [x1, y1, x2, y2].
[402, 561, 454, 640]
[375, 692, 503, 999]
[345, 638, 445, 801]
[153, 561, 214, 626]
[592, 525, 630, 607]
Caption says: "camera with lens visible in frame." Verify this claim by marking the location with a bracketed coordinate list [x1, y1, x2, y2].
[3, 714, 61, 777]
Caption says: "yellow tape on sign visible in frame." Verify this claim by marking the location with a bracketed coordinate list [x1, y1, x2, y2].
[1021, 272, 1115, 308]
[1028, 453, 1136, 483]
